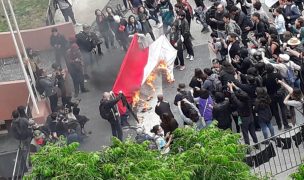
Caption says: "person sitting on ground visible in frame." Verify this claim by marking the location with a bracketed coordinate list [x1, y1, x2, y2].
[150, 125, 173, 154]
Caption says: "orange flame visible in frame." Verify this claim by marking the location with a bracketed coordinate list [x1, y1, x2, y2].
[132, 91, 141, 107]
[158, 60, 174, 83]
[146, 71, 157, 92]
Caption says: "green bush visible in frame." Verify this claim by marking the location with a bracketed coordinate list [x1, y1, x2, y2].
[291, 164, 304, 180]
[25, 125, 260, 180]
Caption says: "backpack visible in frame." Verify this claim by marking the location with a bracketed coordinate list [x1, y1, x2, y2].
[211, 77, 223, 92]
[284, 62, 297, 86]
[11, 117, 32, 140]
[99, 101, 113, 120]
[36, 78, 45, 95]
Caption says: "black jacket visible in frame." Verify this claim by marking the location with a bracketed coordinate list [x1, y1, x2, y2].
[214, 10, 227, 31]
[161, 118, 179, 135]
[253, 21, 266, 38]
[99, 97, 120, 121]
[175, 19, 191, 39]
[76, 31, 96, 52]
[212, 99, 232, 129]
[231, 90, 252, 117]
[50, 34, 67, 50]
[234, 11, 253, 33]
[155, 101, 174, 118]
[228, 41, 240, 60]
[262, 73, 283, 95]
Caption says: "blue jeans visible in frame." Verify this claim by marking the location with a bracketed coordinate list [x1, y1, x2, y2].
[258, 120, 275, 139]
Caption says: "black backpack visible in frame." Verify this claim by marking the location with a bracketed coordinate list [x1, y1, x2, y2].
[36, 78, 45, 95]
[11, 117, 32, 140]
[99, 101, 113, 120]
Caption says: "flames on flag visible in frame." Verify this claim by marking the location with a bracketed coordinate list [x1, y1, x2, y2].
[132, 60, 173, 111]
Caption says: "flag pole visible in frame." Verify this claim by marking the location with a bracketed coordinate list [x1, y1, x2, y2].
[1, 0, 39, 114]
[7, 0, 41, 101]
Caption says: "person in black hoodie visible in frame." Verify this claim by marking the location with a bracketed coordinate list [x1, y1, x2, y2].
[262, 64, 292, 130]
[175, 10, 194, 61]
[228, 82, 258, 145]
[189, 68, 204, 97]
[99, 92, 123, 141]
[212, 92, 233, 130]
[169, 25, 185, 70]
[219, 61, 237, 90]
[251, 12, 266, 39]
[160, 113, 179, 135]
[231, 47, 253, 74]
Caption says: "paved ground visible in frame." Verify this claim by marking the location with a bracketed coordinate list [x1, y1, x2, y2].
[0, 0, 303, 178]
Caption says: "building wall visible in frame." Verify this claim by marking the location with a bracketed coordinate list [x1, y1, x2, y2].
[0, 22, 75, 58]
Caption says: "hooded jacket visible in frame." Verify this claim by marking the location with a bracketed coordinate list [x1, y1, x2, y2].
[202, 73, 219, 93]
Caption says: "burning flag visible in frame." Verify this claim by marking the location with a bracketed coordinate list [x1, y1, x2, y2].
[112, 35, 177, 114]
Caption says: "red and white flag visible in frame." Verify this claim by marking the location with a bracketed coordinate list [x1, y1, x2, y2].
[112, 35, 177, 114]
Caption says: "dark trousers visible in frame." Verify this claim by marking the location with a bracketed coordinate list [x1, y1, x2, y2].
[183, 38, 194, 56]
[122, 0, 128, 9]
[270, 95, 289, 128]
[109, 118, 123, 141]
[102, 31, 115, 49]
[49, 94, 58, 112]
[149, 32, 156, 41]
[62, 96, 72, 107]
[71, 72, 85, 95]
[149, 10, 159, 24]
[61, 7, 76, 24]
[232, 114, 240, 133]
[55, 49, 66, 65]
[241, 115, 258, 145]
[174, 48, 184, 66]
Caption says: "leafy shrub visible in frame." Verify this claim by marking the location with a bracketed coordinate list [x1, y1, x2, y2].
[26, 125, 260, 180]
[291, 164, 304, 180]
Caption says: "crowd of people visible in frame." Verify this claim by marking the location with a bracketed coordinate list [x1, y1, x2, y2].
[97, 0, 304, 153]
[13, 0, 304, 154]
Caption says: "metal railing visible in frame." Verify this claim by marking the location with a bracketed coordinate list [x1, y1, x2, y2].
[247, 124, 304, 177]
[12, 140, 31, 179]
[46, 0, 56, 26]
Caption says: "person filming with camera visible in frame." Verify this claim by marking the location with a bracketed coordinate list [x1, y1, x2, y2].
[99, 91, 124, 141]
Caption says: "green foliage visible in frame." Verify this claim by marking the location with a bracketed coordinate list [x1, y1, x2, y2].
[291, 164, 304, 180]
[24, 141, 103, 180]
[26, 125, 261, 180]
[0, 0, 49, 32]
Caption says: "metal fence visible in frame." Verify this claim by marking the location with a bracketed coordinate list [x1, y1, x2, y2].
[45, 0, 56, 26]
[247, 124, 304, 177]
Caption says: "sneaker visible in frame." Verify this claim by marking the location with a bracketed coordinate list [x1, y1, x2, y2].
[179, 66, 185, 71]
[189, 56, 194, 61]
[174, 65, 180, 69]
[84, 80, 88, 83]
[284, 125, 292, 130]
[186, 54, 190, 59]
[75, 23, 82, 26]
[157, 22, 163, 28]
